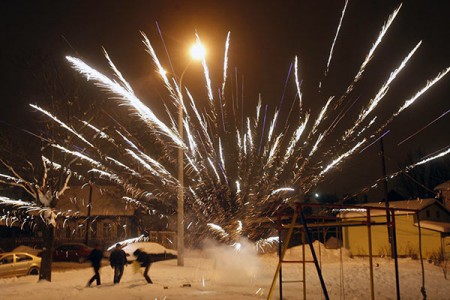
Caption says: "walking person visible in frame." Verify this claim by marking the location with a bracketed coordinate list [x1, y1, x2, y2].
[87, 243, 104, 287]
[109, 243, 127, 284]
[133, 249, 153, 284]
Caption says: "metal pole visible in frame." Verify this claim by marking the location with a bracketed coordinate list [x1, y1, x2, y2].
[177, 91, 185, 267]
[380, 138, 400, 298]
[302, 230, 306, 299]
[176, 61, 193, 267]
[391, 209, 401, 299]
[367, 209, 375, 300]
[278, 228, 283, 300]
[380, 137, 392, 251]
[84, 173, 94, 245]
[299, 207, 330, 300]
[417, 212, 427, 299]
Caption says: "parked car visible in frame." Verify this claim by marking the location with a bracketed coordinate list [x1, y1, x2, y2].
[53, 243, 92, 263]
[121, 242, 177, 262]
[0, 252, 41, 277]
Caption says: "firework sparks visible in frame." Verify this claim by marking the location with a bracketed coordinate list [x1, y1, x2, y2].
[324, 0, 349, 75]
[22, 3, 447, 247]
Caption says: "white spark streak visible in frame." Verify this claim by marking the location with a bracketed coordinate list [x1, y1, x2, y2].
[267, 110, 279, 143]
[311, 97, 333, 135]
[266, 135, 282, 167]
[207, 223, 229, 239]
[309, 134, 324, 157]
[256, 236, 279, 252]
[66, 56, 184, 148]
[89, 169, 121, 184]
[221, 31, 231, 100]
[236, 220, 243, 235]
[346, 41, 422, 138]
[30, 104, 94, 148]
[256, 95, 262, 123]
[103, 49, 135, 94]
[51, 144, 103, 168]
[0, 196, 35, 208]
[141, 32, 177, 99]
[320, 139, 366, 176]
[271, 188, 295, 196]
[196, 34, 214, 102]
[354, 4, 402, 81]
[394, 67, 450, 116]
[208, 157, 221, 182]
[107, 234, 149, 251]
[219, 138, 225, 167]
[325, 0, 348, 74]
[105, 157, 141, 177]
[410, 148, 450, 168]
[294, 56, 303, 110]
[82, 121, 114, 141]
[284, 114, 309, 159]
[247, 118, 253, 147]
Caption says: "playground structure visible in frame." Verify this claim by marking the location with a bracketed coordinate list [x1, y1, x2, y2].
[266, 202, 429, 300]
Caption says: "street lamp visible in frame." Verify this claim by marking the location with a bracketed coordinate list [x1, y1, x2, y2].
[177, 41, 205, 267]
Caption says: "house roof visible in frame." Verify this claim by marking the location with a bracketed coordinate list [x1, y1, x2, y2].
[414, 220, 450, 233]
[434, 181, 450, 191]
[56, 185, 136, 217]
[339, 198, 445, 218]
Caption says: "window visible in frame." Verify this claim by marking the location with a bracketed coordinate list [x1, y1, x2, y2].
[436, 210, 441, 219]
[16, 254, 32, 262]
[426, 209, 430, 218]
[103, 223, 112, 240]
[0, 255, 13, 265]
[90, 222, 97, 238]
[65, 226, 71, 239]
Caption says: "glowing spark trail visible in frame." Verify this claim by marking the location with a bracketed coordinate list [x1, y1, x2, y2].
[325, 0, 348, 75]
[30, 104, 94, 148]
[65, 56, 185, 148]
[29, 4, 447, 246]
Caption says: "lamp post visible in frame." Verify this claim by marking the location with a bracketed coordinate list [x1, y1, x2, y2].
[177, 41, 205, 267]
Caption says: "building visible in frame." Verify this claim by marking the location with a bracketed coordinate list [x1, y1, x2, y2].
[55, 185, 140, 247]
[340, 198, 450, 259]
[435, 181, 450, 210]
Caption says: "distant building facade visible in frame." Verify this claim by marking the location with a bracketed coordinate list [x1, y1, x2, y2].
[340, 198, 450, 259]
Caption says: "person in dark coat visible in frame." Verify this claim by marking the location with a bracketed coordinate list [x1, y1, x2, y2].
[87, 243, 104, 287]
[133, 249, 153, 284]
[109, 243, 127, 284]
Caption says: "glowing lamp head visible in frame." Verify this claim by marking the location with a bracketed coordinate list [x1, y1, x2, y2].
[190, 42, 206, 60]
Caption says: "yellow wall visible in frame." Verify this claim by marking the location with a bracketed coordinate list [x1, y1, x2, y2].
[343, 214, 443, 258]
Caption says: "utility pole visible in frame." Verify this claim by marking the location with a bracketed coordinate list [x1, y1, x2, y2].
[380, 137, 400, 300]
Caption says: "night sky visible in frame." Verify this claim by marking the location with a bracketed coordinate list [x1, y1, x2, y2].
[1, 0, 449, 200]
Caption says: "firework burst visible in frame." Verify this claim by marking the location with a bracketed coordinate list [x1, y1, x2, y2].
[9, 3, 448, 246]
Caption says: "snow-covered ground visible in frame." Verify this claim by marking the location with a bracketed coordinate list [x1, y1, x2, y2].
[1, 241, 448, 300]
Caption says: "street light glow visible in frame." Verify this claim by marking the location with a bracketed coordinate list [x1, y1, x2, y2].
[190, 42, 206, 60]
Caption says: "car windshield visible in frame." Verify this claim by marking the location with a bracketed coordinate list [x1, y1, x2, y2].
[0, 255, 14, 264]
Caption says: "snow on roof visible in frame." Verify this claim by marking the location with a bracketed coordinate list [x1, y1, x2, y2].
[339, 198, 441, 218]
[57, 185, 136, 216]
[434, 180, 450, 191]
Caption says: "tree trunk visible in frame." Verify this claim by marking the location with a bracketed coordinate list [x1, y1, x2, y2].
[39, 222, 55, 282]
